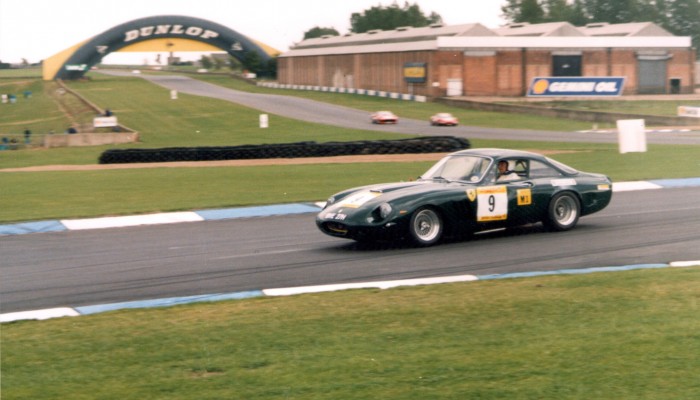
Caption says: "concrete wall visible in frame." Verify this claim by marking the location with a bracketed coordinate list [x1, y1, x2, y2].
[42, 132, 139, 148]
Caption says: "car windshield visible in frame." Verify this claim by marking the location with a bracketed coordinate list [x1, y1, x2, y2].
[420, 155, 492, 182]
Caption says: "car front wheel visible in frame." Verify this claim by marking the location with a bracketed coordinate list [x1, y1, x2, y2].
[543, 192, 580, 231]
[409, 207, 443, 246]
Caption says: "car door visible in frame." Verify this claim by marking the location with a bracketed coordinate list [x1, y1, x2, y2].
[473, 158, 533, 228]
[521, 159, 566, 220]
[503, 159, 541, 226]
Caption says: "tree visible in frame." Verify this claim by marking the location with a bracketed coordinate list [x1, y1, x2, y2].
[212, 56, 226, 70]
[199, 55, 213, 70]
[664, 0, 700, 52]
[543, 0, 589, 25]
[501, 0, 700, 52]
[522, 0, 547, 23]
[241, 51, 262, 75]
[303, 26, 340, 40]
[350, 1, 442, 33]
[238, 51, 277, 78]
[502, 0, 545, 23]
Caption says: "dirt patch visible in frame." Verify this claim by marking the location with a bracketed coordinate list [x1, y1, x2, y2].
[0, 150, 579, 172]
[1, 154, 448, 172]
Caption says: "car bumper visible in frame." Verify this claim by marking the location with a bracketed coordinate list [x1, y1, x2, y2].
[316, 218, 405, 241]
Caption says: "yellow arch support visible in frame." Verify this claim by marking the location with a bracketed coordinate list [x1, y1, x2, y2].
[252, 39, 282, 57]
[43, 40, 88, 80]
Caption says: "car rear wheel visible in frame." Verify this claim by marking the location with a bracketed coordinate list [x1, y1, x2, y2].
[543, 192, 580, 231]
[409, 207, 443, 246]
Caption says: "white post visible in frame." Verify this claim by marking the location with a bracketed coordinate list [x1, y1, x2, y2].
[170, 90, 178, 100]
[259, 114, 269, 128]
[616, 119, 647, 154]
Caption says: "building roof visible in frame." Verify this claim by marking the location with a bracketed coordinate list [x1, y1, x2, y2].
[578, 22, 673, 36]
[493, 22, 585, 37]
[437, 35, 691, 50]
[292, 23, 496, 49]
[281, 21, 688, 58]
[281, 40, 438, 58]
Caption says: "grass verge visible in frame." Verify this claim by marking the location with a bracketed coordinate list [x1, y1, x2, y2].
[498, 99, 700, 116]
[1, 142, 697, 223]
[2, 267, 699, 400]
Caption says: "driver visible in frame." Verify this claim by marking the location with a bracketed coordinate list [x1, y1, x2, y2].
[497, 160, 519, 182]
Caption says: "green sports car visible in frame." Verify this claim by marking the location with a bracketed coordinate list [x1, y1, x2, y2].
[316, 148, 613, 246]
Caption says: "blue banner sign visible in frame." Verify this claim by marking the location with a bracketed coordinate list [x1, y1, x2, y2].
[528, 77, 625, 97]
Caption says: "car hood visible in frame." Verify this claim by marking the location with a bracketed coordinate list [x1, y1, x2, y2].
[325, 180, 468, 212]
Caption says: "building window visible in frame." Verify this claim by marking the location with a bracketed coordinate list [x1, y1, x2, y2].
[552, 55, 582, 76]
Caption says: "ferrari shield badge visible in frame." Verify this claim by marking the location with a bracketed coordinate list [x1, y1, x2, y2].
[466, 189, 477, 202]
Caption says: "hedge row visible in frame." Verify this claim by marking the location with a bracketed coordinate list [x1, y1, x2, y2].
[98, 136, 471, 164]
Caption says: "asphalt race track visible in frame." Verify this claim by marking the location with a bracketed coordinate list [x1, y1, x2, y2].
[2, 73, 699, 316]
[2, 187, 699, 314]
[102, 71, 700, 145]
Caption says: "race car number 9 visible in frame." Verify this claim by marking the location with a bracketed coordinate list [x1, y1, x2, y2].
[477, 186, 507, 222]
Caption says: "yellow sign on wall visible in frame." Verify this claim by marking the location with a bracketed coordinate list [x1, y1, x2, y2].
[404, 62, 426, 83]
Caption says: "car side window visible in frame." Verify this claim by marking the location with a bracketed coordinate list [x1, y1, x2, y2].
[529, 160, 563, 178]
[494, 159, 522, 182]
[513, 160, 528, 177]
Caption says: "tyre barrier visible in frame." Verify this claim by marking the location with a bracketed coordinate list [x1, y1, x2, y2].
[98, 136, 471, 164]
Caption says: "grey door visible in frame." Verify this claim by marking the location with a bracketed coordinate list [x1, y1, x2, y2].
[638, 60, 667, 94]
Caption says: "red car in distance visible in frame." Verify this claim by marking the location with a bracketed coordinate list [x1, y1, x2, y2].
[371, 111, 399, 124]
[430, 113, 459, 126]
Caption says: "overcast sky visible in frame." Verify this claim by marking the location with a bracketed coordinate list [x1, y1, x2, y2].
[0, 0, 507, 64]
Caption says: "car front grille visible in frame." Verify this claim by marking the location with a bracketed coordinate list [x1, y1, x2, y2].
[323, 222, 349, 236]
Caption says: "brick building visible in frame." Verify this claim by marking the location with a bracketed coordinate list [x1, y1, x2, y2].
[277, 22, 695, 98]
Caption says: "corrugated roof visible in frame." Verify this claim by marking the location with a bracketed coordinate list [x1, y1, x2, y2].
[579, 22, 673, 36]
[493, 22, 585, 37]
[280, 21, 687, 58]
[280, 40, 438, 58]
[437, 36, 691, 49]
[292, 23, 495, 49]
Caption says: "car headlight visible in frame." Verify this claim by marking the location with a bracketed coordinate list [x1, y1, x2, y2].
[378, 203, 392, 219]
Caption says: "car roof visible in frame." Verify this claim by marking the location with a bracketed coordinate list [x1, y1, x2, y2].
[450, 148, 548, 160]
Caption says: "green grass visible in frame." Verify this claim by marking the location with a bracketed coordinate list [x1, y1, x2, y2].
[1, 142, 698, 223]
[0, 67, 42, 78]
[502, 99, 700, 117]
[0, 163, 425, 222]
[0, 79, 72, 139]
[0, 74, 410, 169]
[69, 74, 408, 147]
[2, 267, 699, 400]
